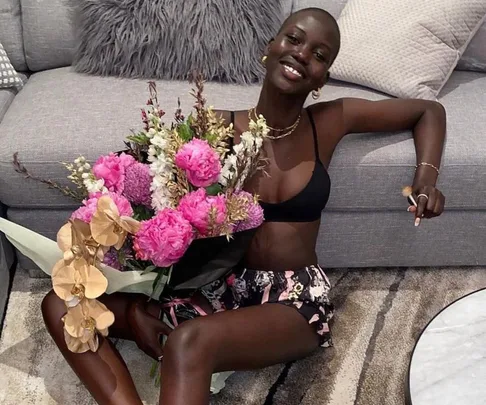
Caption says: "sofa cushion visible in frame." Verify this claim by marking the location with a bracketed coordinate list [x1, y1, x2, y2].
[330, 0, 486, 100]
[292, 0, 486, 74]
[0, 67, 484, 211]
[0, 71, 26, 120]
[0, 0, 27, 71]
[292, 0, 346, 19]
[20, 0, 75, 72]
[457, 22, 486, 72]
[0, 88, 15, 122]
[72, 0, 284, 85]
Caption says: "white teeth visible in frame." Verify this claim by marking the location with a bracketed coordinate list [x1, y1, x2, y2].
[284, 64, 302, 77]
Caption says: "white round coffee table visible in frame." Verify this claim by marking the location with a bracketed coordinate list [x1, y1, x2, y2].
[407, 288, 486, 405]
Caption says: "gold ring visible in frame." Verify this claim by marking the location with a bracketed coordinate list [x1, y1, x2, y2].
[417, 193, 429, 201]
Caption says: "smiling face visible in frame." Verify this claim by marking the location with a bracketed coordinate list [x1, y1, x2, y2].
[264, 9, 341, 97]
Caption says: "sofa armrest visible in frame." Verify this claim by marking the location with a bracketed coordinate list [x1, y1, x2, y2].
[0, 203, 16, 327]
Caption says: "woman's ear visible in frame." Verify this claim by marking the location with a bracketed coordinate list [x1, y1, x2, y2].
[320, 72, 330, 87]
[264, 38, 274, 55]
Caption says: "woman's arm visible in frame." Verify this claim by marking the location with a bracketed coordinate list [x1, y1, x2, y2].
[336, 98, 446, 224]
[341, 98, 446, 186]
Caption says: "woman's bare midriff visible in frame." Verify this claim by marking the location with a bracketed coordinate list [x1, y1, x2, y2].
[242, 220, 321, 271]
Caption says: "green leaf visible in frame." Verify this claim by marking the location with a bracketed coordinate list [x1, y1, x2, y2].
[177, 122, 194, 142]
[150, 267, 171, 300]
[124, 261, 140, 272]
[141, 265, 157, 275]
[126, 131, 151, 146]
[204, 131, 217, 144]
[150, 360, 161, 387]
[205, 183, 223, 196]
[133, 205, 154, 221]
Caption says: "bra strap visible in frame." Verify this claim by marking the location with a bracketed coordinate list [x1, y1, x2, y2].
[307, 109, 321, 162]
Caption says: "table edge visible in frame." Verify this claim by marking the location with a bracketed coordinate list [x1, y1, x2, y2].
[406, 287, 486, 405]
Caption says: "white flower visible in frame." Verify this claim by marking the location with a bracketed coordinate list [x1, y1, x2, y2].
[241, 132, 255, 148]
[233, 143, 244, 155]
[150, 134, 168, 148]
[84, 178, 107, 194]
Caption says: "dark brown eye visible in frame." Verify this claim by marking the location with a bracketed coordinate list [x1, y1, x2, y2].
[314, 51, 329, 63]
[286, 34, 299, 44]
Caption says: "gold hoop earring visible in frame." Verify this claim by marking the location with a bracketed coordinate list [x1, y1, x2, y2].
[312, 88, 321, 100]
[261, 55, 268, 65]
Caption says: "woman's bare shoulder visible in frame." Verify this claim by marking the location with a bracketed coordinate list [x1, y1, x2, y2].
[308, 99, 346, 137]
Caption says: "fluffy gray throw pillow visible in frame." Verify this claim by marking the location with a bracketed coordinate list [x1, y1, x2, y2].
[72, 0, 284, 84]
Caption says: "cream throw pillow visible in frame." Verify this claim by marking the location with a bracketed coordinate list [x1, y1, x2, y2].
[330, 0, 486, 100]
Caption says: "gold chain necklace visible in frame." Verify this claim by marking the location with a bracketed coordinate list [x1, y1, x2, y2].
[248, 108, 301, 140]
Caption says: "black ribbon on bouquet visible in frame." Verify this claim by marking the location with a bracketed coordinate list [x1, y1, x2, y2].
[167, 228, 257, 292]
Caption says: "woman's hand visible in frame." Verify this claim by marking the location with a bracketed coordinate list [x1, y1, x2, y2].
[407, 184, 445, 226]
[127, 299, 173, 360]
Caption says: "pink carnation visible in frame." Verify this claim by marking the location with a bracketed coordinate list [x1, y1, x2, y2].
[93, 153, 135, 193]
[133, 208, 194, 267]
[175, 139, 221, 187]
[235, 191, 264, 232]
[71, 192, 133, 223]
[123, 162, 152, 206]
[178, 189, 227, 236]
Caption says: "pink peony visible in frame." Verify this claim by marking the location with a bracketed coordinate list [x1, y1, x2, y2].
[235, 191, 264, 232]
[123, 162, 152, 206]
[178, 189, 227, 236]
[92, 153, 135, 193]
[71, 192, 133, 223]
[133, 208, 194, 267]
[70, 197, 99, 223]
[175, 139, 221, 187]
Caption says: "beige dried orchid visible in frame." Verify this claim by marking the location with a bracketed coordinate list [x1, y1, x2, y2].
[52, 257, 108, 307]
[63, 298, 115, 353]
[90, 196, 140, 249]
[57, 219, 106, 263]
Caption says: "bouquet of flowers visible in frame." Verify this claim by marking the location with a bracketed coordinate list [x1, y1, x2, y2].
[1, 77, 268, 355]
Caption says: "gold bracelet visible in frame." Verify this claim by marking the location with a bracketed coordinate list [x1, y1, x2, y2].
[415, 162, 440, 175]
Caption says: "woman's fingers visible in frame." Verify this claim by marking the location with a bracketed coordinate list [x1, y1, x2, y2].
[408, 186, 445, 225]
[415, 192, 428, 225]
[130, 302, 172, 360]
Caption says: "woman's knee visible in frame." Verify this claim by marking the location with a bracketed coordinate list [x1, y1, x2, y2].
[164, 318, 216, 367]
[41, 290, 66, 330]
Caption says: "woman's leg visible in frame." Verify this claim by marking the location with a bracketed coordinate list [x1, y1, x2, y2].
[42, 290, 159, 405]
[160, 303, 320, 405]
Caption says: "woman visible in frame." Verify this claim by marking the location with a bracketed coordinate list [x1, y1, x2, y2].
[41, 7, 446, 405]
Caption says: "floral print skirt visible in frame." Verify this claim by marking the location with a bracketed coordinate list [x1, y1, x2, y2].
[199, 265, 334, 347]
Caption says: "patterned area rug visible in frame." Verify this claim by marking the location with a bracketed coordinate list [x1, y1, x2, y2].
[1, 267, 485, 405]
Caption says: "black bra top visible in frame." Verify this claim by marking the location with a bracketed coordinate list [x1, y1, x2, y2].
[231, 109, 331, 223]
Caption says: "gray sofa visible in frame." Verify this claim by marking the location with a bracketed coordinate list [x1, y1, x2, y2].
[1, 0, 486, 324]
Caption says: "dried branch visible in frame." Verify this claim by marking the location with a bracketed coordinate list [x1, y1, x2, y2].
[190, 73, 209, 137]
[12, 152, 85, 202]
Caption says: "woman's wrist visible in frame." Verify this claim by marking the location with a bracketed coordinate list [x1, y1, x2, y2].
[413, 165, 439, 188]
